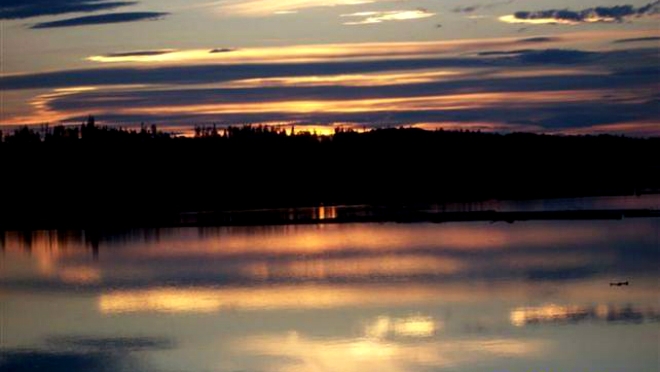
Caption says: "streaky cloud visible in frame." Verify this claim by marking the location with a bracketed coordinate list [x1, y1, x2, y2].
[453, 6, 480, 14]
[517, 37, 560, 43]
[342, 9, 434, 25]
[500, 1, 660, 25]
[613, 36, 660, 43]
[104, 49, 176, 58]
[477, 49, 596, 63]
[478, 49, 533, 56]
[31, 12, 169, 29]
[3, 47, 657, 91]
[453, 1, 514, 14]
[514, 49, 596, 64]
[210, 48, 236, 54]
[212, 0, 377, 17]
[0, 0, 135, 20]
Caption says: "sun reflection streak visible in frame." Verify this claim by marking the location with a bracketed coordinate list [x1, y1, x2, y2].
[97, 282, 524, 314]
[97, 285, 431, 314]
[234, 331, 544, 372]
[364, 315, 440, 339]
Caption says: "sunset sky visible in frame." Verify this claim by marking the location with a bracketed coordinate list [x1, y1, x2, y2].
[1, 0, 659, 135]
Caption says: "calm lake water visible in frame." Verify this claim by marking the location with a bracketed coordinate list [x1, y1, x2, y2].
[1, 198, 659, 371]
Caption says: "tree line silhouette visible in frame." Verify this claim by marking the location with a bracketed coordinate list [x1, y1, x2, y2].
[1, 116, 658, 229]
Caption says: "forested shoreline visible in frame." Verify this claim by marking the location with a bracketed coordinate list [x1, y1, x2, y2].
[1, 118, 658, 229]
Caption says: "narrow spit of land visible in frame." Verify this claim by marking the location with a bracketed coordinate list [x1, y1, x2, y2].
[1, 119, 658, 229]
[176, 207, 660, 227]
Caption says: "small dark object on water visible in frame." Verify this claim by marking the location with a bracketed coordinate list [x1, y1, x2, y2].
[610, 281, 629, 286]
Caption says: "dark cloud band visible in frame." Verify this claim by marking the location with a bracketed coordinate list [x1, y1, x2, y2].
[508, 1, 660, 24]
[0, 0, 135, 20]
[613, 36, 660, 43]
[104, 49, 176, 58]
[6, 48, 639, 91]
[31, 12, 169, 29]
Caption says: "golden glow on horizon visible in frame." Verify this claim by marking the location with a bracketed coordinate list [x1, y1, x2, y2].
[20, 86, 98, 125]
[118, 89, 640, 116]
[5, 30, 659, 135]
[557, 121, 660, 136]
[411, 122, 545, 133]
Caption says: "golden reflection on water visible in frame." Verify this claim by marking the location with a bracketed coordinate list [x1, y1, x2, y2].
[98, 281, 655, 315]
[133, 222, 628, 259]
[58, 266, 102, 284]
[235, 331, 544, 372]
[316, 205, 337, 220]
[98, 285, 441, 314]
[241, 255, 463, 280]
[364, 315, 439, 338]
[2, 215, 659, 372]
[510, 304, 660, 326]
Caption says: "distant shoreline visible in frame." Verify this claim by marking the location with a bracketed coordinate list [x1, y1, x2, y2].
[1, 204, 658, 231]
[174, 208, 660, 227]
[2, 124, 658, 230]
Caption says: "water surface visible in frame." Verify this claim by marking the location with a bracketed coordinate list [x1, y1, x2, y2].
[1, 215, 658, 371]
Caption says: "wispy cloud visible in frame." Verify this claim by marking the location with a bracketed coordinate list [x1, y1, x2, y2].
[209, 0, 376, 17]
[0, 0, 135, 19]
[453, 5, 480, 14]
[274, 10, 299, 15]
[342, 9, 435, 25]
[613, 36, 660, 43]
[7, 46, 659, 135]
[517, 37, 561, 43]
[103, 49, 177, 58]
[31, 12, 169, 29]
[2, 30, 659, 136]
[86, 37, 572, 64]
[453, 1, 514, 14]
[500, 1, 660, 25]
[209, 48, 236, 54]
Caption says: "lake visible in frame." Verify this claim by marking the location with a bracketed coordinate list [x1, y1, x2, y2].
[1, 198, 659, 371]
